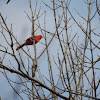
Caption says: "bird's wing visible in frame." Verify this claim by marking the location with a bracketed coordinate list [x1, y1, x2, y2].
[26, 37, 32, 41]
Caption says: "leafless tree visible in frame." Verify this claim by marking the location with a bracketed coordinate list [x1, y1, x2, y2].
[0, 0, 100, 100]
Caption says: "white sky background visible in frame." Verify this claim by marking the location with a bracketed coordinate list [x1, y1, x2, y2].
[0, 0, 100, 100]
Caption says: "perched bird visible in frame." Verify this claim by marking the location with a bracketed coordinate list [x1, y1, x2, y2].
[16, 35, 43, 50]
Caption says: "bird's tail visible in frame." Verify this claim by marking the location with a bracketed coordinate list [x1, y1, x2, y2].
[16, 43, 25, 51]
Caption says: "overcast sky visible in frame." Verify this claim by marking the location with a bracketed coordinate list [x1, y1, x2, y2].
[0, 0, 100, 100]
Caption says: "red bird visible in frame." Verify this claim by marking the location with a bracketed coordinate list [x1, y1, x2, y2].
[16, 35, 43, 50]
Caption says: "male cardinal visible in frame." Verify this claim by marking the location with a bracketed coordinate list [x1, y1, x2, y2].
[16, 35, 43, 50]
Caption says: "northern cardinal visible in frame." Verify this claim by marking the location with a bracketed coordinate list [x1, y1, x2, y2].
[16, 35, 43, 50]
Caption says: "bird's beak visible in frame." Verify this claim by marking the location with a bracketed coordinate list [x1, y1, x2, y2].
[41, 36, 43, 38]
